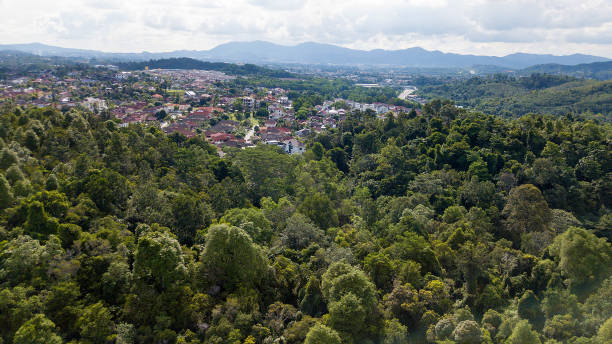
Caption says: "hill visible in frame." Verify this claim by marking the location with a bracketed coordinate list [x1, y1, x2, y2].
[0, 41, 609, 68]
[418, 74, 612, 119]
[116, 57, 294, 77]
[522, 61, 612, 80]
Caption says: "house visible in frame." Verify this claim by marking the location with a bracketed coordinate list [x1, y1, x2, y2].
[242, 97, 256, 110]
[211, 120, 239, 133]
[164, 123, 195, 138]
[296, 128, 311, 137]
[281, 138, 305, 154]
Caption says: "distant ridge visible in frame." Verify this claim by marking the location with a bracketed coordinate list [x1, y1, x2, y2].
[0, 41, 609, 69]
[522, 61, 612, 80]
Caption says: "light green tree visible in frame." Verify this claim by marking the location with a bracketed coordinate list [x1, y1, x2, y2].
[77, 302, 114, 344]
[13, 314, 63, 344]
[200, 224, 267, 291]
[304, 323, 341, 344]
[506, 320, 541, 344]
[549, 227, 612, 289]
[0, 174, 13, 209]
[133, 228, 187, 290]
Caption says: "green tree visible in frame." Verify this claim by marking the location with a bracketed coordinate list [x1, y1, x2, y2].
[452, 320, 482, 344]
[506, 320, 541, 344]
[327, 293, 366, 341]
[280, 213, 324, 250]
[0, 174, 13, 209]
[233, 145, 295, 203]
[172, 194, 210, 245]
[363, 252, 395, 292]
[502, 184, 551, 237]
[84, 169, 130, 214]
[298, 192, 338, 229]
[5, 165, 24, 185]
[133, 228, 187, 291]
[200, 224, 267, 291]
[304, 323, 341, 344]
[517, 290, 544, 327]
[24, 201, 59, 240]
[598, 317, 612, 343]
[13, 314, 63, 344]
[45, 174, 59, 191]
[220, 207, 273, 244]
[77, 302, 114, 344]
[383, 319, 408, 344]
[0, 148, 18, 169]
[549, 227, 612, 290]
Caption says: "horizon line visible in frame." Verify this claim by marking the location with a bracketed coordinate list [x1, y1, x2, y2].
[1, 40, 611, 59]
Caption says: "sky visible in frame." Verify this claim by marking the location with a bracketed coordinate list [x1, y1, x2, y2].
[1, 0, 612, 57]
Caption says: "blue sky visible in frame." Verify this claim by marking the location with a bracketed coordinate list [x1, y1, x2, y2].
[1, 0, 612, 57]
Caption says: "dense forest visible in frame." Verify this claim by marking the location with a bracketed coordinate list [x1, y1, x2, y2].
[0, 102, 611, 344]
[117, 58, 295, 79]
[418, 74, 612, 120]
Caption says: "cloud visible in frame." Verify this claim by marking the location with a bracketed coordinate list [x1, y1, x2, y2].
[248, 0, 305, 11]
[1, 0, 611, 57]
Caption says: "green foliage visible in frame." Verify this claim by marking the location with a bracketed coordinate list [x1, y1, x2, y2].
[452, 320, 483, 344]
[84, 169, 130, 214]
[549, 227, 612, 290]
[232, 145, 295, 203]
[13, 314, 62, 344]
[598, 317, 612, 343]
[200, 224, 267, 291]
[0, 174, 13, 209]
[419, 75, 612, 119]
[0, 102, 609, 344]
[507, 319, 541, 344]
[304, 323, 341, 344]
[77, 302, 114, 344]
[133, 228, 187, 290]
[24, 201, 59, 240]
[220, 207, 273, 244]
[0, 148, 18, 170]
[502, 184, 551, 237]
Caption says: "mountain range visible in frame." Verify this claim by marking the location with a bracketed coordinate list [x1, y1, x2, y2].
[1, 41, 610, 69]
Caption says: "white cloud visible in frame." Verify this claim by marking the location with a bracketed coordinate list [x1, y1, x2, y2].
[0, 0, 611, 57]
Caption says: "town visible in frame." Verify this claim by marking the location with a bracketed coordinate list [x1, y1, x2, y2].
[0, 61, 423, 156]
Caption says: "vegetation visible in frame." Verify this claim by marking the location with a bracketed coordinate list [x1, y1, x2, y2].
[522, 61, 612, 81]
[0, 102, 610, 344]
[418, 74, 612, 120]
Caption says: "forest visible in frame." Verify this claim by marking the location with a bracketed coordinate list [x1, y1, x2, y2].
[0, 101, 611, 344]
[417, 74, 612, 120]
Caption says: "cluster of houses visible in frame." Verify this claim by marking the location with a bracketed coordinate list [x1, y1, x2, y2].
[1, 66, 425, 157]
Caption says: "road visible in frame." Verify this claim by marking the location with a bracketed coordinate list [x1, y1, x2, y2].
[398, 86, 418, 100]
[244, 126, 256, 143]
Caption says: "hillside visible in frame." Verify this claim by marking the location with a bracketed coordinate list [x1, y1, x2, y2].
[522, 61, 612, 80]
[418, 74, 612, 119]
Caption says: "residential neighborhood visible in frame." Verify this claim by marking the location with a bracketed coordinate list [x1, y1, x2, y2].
[0, 63, 421, 156]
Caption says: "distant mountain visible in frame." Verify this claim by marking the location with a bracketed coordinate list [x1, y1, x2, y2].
[116, 57, 294, 78]
[522, 61, 612, 80]
[196, 41, 610, 68]
[0, 41, 609, 69]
